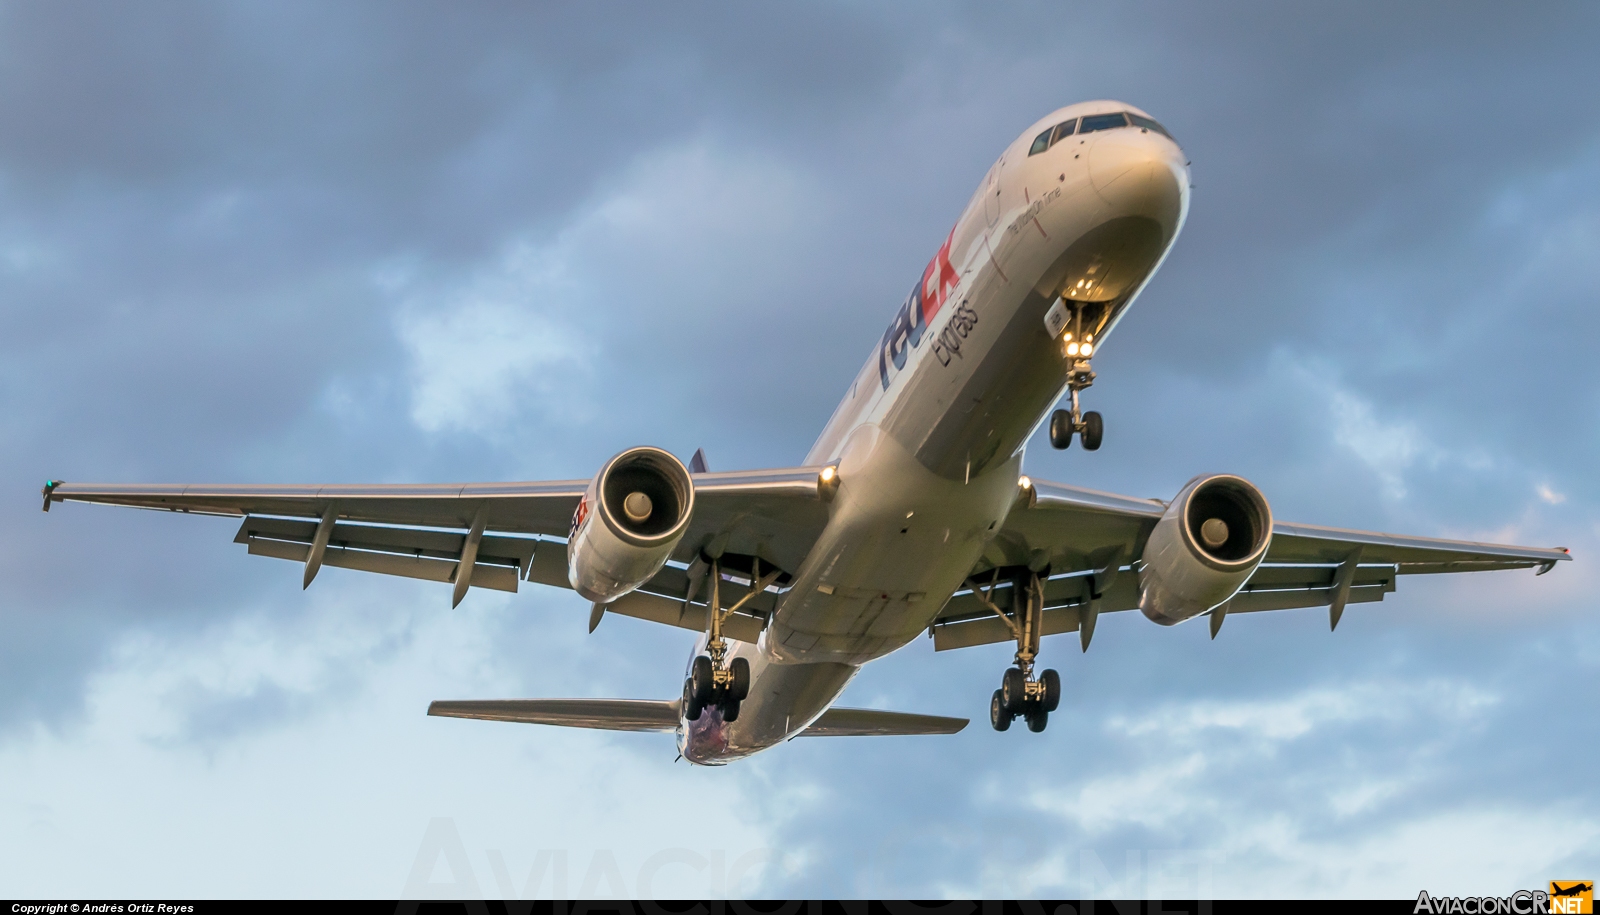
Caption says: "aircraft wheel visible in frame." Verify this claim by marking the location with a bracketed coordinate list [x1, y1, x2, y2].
[683, 678, 703, 722]
[1001, 668, 1027, 712]
[1081, 411, 1103, 451]
[691, 655, 715, 704]
[1041, 668, 1061, 712]
[1049, 409, 1074, 450]
[722, 697, 741, 723]
[730, 657, 751, 701]
[990, 690, 1011, 731]
[1026, 708, 1048, 733]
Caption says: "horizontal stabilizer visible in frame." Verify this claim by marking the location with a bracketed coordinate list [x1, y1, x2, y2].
[428, 699, 967, 736]
[804, 707, 968, 736]
[428, 698, 679, 731]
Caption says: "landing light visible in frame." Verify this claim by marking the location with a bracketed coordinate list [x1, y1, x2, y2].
[1016, 475, 1036, 508]
[1080, 343, 1093, 356]
[817, 465, 841, 503]
[1066, 342, 1080, 356]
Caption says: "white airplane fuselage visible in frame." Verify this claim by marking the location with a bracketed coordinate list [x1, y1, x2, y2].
[680, 101, 1190, 764]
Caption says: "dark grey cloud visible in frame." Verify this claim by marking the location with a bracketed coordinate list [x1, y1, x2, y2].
[1, 0, 1596, 895]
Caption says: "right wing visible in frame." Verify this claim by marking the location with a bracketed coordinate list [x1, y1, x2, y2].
[929, 477, 1571, 650]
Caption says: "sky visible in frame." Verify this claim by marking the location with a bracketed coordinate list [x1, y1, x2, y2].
[2, 0, 1598, 900]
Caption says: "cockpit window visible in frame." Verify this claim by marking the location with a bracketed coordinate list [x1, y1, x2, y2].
[1032, 111, 1173, 156]
[1078, 112, 1129, 134]
[1049, 119, 1077, 146]
[1128, 113, 1172, 139]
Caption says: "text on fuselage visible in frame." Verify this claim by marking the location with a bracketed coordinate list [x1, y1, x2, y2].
[879, 229, 963, 390]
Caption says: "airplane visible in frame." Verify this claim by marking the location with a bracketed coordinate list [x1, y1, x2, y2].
[42, 100, 1571, 765]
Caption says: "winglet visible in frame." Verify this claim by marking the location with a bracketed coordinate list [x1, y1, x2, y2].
[41, 480, 63, 512]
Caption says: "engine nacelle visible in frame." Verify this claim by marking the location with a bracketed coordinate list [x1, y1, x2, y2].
[1139, 474, 1273, 625]
[567, 447, 695, 604]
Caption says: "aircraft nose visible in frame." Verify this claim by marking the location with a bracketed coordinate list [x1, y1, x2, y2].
[1087, 129, 1189, 239]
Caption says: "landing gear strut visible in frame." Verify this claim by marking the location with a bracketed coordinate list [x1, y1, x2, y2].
[683, 556, 777, 724]
[967, 568, 1062, 733]
[1049, 301, 1103, 452]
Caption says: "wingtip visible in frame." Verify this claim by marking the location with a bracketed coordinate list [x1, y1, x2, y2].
[41, 479, 62, 512]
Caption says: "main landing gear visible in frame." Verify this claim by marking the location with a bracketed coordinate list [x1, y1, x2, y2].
[682, 555, 779, 724]
[967, 568, 1061, 733]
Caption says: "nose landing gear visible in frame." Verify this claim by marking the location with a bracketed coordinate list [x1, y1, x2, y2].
[1048, 299, 1104, 452]
[682, 556, 777, 725]
[1049, 369, 1102, 451]
[967, 568, 1062, 733]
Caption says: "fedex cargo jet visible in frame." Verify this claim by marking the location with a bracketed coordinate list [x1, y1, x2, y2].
[43, 101, 1570, 765]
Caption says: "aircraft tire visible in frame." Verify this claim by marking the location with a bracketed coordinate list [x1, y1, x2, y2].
[730, 657, 751, 701]
[1049, 409, 1074, 450]
[1001, 667, 1027, 712]
[990, 690, 1011, 731]
[1081, 411, 1103, 451]
[691, 655, 715, 704]
[1026, 709, 1048, 733]
[722, 697, 741, 723]
[683, 678, 703, 722]
[1041, 669, 1061, 712]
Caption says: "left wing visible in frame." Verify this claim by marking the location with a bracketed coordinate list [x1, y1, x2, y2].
[929, 477, 1571, 650]
[42, 470, 831, 627]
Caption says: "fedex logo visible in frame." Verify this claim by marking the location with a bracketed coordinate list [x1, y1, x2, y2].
[570, 494, 589, 540]
[879, 230, 962, 390]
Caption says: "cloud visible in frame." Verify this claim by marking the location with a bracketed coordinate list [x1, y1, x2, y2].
[393, 245, 595, 436]
[0, 576, 795, 897]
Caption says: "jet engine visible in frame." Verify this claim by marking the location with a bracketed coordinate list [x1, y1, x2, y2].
[567, 447, 695, 604]
[1138, 474, 1272, 625]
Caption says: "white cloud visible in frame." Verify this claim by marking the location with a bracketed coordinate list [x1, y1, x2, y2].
[1326, 386, 1426, 499]
[1103, 679, 1497, 746]
[394, 243, 596, 436]
[0, 578, 794, 897]
[1015, 678, 1537, 897]
[389, 139, 821, 440]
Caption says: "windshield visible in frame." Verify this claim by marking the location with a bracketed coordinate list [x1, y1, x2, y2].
[1078, 113, 1128, 134]
[1128, 113, 1173, 139]
[1028, 111, 1177, 156]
